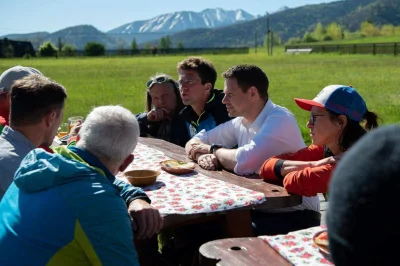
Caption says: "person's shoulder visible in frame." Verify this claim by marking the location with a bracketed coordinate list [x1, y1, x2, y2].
[269, 101, 295, 117]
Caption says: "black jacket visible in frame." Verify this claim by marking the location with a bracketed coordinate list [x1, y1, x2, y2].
[179, 89, 232, 138]
[136, 112, 189, 147]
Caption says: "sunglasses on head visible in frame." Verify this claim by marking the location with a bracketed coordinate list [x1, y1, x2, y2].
[146, 76, 177, 89]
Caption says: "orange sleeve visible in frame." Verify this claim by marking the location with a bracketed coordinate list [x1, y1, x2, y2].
[283, 164, 335, 197]
[259, 145, 325, 181]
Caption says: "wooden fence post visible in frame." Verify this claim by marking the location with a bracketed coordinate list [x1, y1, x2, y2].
[394, 43, 398, 56]
[372, 43, 376, 55]
[353, 44, 357, 54]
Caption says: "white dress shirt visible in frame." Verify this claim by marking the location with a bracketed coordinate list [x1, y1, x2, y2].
[194, 100, 320, 212]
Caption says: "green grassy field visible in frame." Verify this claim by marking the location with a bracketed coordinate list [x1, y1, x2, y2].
[1, 52, 399, 143]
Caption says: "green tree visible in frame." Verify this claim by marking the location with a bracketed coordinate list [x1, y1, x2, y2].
[177, 41, 184, 51]
[61, 44, 76, 56]
[380, 24, 394, 36]
[326, 22, 343, 40]
[131, 38, 139, 55]
[57, 37, 63, 56]
[84, 42, 105, 56]
[361, 21, 380, 37]
[159, 37, 166, 51]
[38, 41, 57, 57]
[303, 32, 318, 43]
[313, 23, 326, 41]
[165, 36, 171, 49]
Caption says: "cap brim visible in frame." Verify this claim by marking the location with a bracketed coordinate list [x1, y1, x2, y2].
[294, 98, 325, 111]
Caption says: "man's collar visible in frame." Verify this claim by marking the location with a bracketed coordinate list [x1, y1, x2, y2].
[242, 99, 273, 129]
[68, 146, 115, 181]
[179, 91, 216, 119]
[1, 126, 36, 150]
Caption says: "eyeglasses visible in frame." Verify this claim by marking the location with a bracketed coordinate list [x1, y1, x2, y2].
[309, 113, 324, 125]
[146, 77, 177, 89]
[178, 79, 200, 88]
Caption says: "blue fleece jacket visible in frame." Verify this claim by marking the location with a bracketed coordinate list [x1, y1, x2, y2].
[0, 146, 141, 266]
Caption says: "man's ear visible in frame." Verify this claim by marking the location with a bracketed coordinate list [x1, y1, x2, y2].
[249, 86, 257, 99]
[119, 154, 134, 172]
[45, 111, 57, 128]
[205, 83, 212, 92]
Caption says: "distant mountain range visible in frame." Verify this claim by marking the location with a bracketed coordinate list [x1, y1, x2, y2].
[1, 8, 255, 49]
[162, 0, 400, 48]
[2, 0, 400, 50]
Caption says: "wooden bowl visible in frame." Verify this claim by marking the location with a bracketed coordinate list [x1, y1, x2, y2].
[124, 170, 160, 186]
[160, 159, 196, 175]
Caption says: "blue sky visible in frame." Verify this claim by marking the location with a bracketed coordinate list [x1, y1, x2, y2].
[1, 0, 331, 35]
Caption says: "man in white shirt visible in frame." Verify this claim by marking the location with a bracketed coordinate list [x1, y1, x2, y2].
[185, 64, 320, 235]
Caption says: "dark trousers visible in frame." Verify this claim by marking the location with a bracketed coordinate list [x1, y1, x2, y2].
[251, 209, 321, 236]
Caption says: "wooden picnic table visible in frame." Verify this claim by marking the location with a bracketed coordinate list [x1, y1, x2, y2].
[138, 137, 302, 237]
[199, 237, 291, 266]
[135, 137, 302, 265]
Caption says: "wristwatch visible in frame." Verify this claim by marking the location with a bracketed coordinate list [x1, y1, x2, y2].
[210, 144, 224, 154]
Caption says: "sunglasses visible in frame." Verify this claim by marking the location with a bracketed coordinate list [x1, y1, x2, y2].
[146, 76, 177, 89]
[309, 113, 325, 125]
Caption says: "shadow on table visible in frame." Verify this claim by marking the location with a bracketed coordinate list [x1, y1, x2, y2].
[142, 181, 166, 191]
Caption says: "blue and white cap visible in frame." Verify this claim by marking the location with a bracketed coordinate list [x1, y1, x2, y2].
[295, 85, 368, 122]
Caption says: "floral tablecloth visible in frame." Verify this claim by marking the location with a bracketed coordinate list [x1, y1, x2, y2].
[259, 225, 334, 265]
[116, 143, 266, 215]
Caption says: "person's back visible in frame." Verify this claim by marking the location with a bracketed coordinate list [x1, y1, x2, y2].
[328, 125, 400, 266]
[0, 148, 138, 266]
[0, 105, 141, 266]
[0, 127, 36, 196]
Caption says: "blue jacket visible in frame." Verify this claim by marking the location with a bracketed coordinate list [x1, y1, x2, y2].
[0, 146, 141, 266]
[179, 89, 231, 138]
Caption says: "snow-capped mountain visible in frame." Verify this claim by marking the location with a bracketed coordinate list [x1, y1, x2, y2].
[107, 8, 255, 34]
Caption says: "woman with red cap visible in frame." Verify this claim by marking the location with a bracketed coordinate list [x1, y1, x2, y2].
[259, 85, 379, 197]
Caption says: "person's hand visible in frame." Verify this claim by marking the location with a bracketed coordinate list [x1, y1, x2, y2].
[147, 108, 169, 122]
[128, 199, 163, 239]
[69, 120, 82, 138]
[189, 143, 211, 160]
[312, 153, 344, 167]
[198, 154, 219, 171]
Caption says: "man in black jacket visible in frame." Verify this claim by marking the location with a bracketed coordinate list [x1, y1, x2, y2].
[177, 57, 231, 138]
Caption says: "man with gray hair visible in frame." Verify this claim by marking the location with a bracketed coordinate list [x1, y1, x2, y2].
[0, 105, 162, 265]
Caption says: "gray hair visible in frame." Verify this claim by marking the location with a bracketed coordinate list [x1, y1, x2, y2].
[76, 105, 139, 164]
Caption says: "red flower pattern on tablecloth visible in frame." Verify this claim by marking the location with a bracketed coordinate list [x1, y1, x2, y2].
[259, 225, 334, 265]
[116, 143, 265, 215]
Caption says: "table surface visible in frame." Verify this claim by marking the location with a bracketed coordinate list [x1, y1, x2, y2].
[199, 237, 291, 266]
[139, 137, 302, 211]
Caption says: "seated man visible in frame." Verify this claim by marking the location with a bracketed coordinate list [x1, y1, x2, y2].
[177, 57, 231, 138]
[0, 75, 161, 240]
[0, 105, 162, 265]
[328, 125, 400, 266]
[186, 64, 320, 234]
[0, 65, 43, 132]
[136, 73, 188, 147]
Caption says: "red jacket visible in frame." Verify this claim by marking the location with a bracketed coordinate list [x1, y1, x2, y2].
[0, 108, 9, 131]
[259, 145, 335, 197]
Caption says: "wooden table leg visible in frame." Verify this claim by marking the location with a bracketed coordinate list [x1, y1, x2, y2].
[222, 209, 254, 238]
[134, 235, 158, 266]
